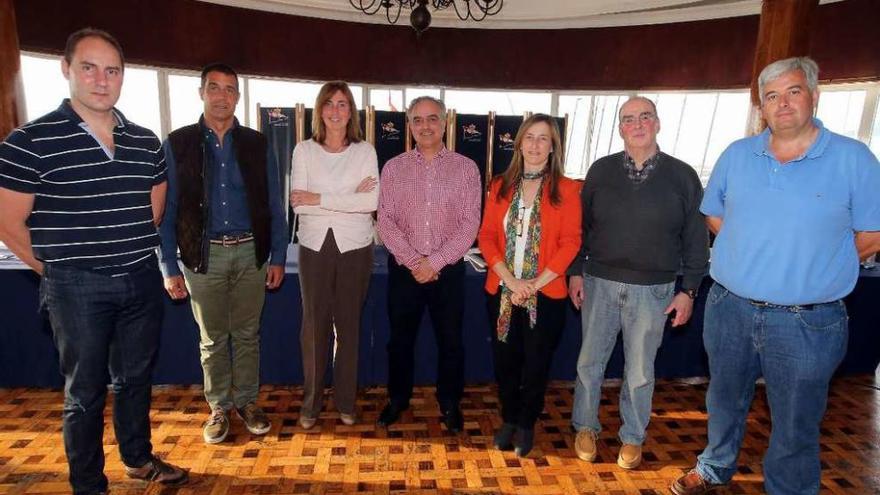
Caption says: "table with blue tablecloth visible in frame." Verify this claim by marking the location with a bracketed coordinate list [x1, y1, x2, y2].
[1, 246, 878, 388]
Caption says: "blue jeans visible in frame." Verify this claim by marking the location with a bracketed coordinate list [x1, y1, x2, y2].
[696, 282, 848, 495]
[40, 262, 163, 495]
[572, 273, 674, 445]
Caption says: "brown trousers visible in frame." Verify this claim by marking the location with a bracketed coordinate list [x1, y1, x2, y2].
[298, 229, 373, 416]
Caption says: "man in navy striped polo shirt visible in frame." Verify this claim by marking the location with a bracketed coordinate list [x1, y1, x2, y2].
[0, 29, 186, 494]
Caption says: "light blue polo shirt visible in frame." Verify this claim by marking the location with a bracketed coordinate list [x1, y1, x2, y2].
[701, 119, 880, 305]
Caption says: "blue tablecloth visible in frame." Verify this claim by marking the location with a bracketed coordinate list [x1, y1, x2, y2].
[1, 246, 878, 387]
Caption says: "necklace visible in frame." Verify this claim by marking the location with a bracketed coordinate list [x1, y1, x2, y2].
[522, 169, 546, 180]
[322, 141, 348, 153]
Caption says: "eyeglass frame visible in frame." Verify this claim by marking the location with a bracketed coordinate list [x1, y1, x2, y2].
[619, 111, 657, 127]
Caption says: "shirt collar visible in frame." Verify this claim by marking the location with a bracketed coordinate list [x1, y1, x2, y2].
[622, 146, 661, 167]
[753, 117, 830, 160]
[414, 145, 448, 161]
[58, 98, 125, 129]
[199, 115, 240, 140]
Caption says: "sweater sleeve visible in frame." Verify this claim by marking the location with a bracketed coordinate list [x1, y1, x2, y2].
[680, 167, 709, 290]
[567, 170, 594, 276]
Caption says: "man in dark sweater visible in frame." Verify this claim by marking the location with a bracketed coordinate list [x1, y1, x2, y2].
[568, 96, 708, 470]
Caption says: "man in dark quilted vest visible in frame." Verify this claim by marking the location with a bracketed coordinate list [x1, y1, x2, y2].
[158, 63, 288, 445]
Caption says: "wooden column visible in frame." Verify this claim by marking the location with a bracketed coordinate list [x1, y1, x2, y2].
[748, 0, 819, 133]
[0, 0, 26, 138]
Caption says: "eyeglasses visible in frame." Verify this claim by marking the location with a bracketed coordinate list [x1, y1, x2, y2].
[620, 112, 656, 126]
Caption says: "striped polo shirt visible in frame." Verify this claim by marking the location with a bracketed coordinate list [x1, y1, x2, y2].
[0, 99, 166, 275]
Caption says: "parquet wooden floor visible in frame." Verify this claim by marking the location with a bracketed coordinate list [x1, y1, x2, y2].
[0, 376, 877, 494]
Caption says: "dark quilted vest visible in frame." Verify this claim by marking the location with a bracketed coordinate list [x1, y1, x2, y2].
[167, 123, 271, 273]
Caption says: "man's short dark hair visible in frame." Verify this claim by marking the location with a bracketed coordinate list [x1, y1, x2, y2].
[200, 63, 239, 89]
[64, 28, 125, 70]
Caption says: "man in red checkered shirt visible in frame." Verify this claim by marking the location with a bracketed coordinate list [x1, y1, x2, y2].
[376, 96, 481, 433]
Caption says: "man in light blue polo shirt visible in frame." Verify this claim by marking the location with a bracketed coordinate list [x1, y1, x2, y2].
[672, 57, 880, 495]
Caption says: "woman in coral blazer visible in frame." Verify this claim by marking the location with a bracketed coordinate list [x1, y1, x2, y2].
[477, 113, 582, 458]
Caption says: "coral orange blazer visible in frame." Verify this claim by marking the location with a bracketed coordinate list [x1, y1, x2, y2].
[477, 176, 582, 299]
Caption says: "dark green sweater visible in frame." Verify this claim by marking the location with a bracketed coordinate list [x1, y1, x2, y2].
[568, 151, 708, 290]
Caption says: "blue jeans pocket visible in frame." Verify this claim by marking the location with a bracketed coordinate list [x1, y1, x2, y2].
[707, 282, 729, 306]
[794, 301, 848, 331]
[650, 282, 673, 299]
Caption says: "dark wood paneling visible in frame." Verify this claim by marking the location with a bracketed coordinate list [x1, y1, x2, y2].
[810, 0, 880, 83]
[0, 0, 25, 138]
[750, 0, 819, 106]
[11, 0, 880, 91]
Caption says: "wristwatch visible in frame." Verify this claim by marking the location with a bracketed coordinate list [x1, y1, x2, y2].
[681, 288, 698, 299]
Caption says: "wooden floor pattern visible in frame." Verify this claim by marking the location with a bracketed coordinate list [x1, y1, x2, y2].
[0, 376, 878, 494]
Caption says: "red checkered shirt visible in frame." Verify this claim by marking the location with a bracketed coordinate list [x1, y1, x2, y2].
[378, 146, 482, 272]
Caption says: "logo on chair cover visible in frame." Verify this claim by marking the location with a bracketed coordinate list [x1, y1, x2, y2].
[497, 132, 515, 151]
[266, 108, 289, 127]
[381, 122, 401, 141]
[462, 123, 483, 143]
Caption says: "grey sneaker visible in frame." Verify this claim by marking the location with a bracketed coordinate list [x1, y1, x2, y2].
[339, 411, 358, 426]
[237, 402, 271, 435]
[203, 407, 229, 444]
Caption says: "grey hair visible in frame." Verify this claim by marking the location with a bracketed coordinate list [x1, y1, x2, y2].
[758, 57, 819, 102]
[407, 95, 446, 120]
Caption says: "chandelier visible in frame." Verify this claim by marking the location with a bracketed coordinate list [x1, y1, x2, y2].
[349, 0, 503, 34]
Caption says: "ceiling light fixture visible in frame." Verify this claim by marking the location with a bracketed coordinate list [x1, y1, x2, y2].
[349, 0, 503, 35]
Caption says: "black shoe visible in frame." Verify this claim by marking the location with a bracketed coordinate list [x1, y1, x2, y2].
[514, 428, 534, 458]
[377, 402, 408, 427]
[493, 423, 516, 450]
[441, 406, 464, 433]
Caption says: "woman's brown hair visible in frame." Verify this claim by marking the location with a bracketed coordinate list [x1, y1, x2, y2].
[311, 81, 362, 145]
[496, 113, 565, 206]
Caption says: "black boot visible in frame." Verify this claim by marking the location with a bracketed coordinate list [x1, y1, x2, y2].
[493, 423, 516, 450]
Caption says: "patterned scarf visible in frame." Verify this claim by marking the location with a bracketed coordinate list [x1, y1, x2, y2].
[496, 179, 543, 342]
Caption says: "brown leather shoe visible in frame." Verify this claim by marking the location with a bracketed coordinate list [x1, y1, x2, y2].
[671, 469, 725, 495]
[124, 455, 188, 486]
[574, 430, 598, 462]
[617, 443, 642, 469]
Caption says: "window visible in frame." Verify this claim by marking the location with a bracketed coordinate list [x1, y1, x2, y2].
[369, 89, 404, 112]
[558, 95, 593, 178]
[404, 88, 442, 110]
[16, 52, 880, 184]
[870, 97, 880, 159]
[444, 89, 552, 116]
[247, 79, 363, 126]
[20, 54, 68, 122]
[116, 67, 161, 137]
[816, 88, 866, 140]
[587, 94, 627, 168]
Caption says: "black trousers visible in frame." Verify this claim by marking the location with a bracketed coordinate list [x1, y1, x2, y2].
[487, 291, 566, 430]
[386, 255, 465, 409]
